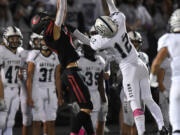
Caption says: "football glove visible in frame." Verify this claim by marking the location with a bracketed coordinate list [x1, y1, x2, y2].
[71, 102, 80, 114]
[150, 73, 159, 88]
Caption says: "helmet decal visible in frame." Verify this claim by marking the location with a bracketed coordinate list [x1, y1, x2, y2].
[32, 16, 40, 25]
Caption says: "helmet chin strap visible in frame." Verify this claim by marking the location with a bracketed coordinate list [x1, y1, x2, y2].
[41, 46, 52, 56]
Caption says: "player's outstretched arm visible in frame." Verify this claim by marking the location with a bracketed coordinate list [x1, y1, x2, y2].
[106, 0, 119, 14]
[72, 30, 91, 45]
[53, 0, 67, 40]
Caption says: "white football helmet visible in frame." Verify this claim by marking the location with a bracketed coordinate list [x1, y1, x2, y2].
[128, 31, 142, 50]
[94, 16, 117, 38]
[29, 33, 43, 49]
[3, 26, 23, 49]
[169, 9, 180, 32]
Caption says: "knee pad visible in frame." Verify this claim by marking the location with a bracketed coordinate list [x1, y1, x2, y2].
[98, 109, 107, 122]
[23, 115, 32, 126]
[0, 117, 6, 129]
[7, 120, 15, 128]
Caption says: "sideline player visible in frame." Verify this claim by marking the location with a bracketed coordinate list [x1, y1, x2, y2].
[0, 26, 23, 135]
[73, 0, 168, 134]
[31, 0, 95, 134]
[78, 45, 108, 135]
[150, 8, 180, 135]
[26, 39, 61, 135]
[19, 33, 43, 135]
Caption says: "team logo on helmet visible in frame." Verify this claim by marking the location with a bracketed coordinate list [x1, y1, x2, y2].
[32, 16, 40, 25]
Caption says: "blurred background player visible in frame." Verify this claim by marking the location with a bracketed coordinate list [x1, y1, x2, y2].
[19, 32, 43, 135]
[150, 9, 180, 135]
[156, 32, 172, 131]
[0, 26, 23, 135]
[128, 31, 149, 69]
[26, 39, 61, 135]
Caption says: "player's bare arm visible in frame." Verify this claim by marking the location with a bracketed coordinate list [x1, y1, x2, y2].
[26, 62, 35, 107]
[98, 71, 107, 103]
[157, 68, 166, 92]
[151, 47, 169, 75]
[53, 0, 67, 40]
[55, 64, 64, 106]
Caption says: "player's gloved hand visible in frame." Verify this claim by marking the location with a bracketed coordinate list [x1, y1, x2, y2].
[100, 102, 108, 114]
[71, 102, 80, 114]
[150, 73, 159, 88]
[162, 90, 169, 99]
[0, 99, 6, 111]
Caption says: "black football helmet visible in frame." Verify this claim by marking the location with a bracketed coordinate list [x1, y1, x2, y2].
[31, 12, 54, 35]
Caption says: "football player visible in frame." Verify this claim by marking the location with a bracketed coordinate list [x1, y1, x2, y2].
[30, 0, 95, 134]
[73, 0, 168, 134]
[19, 33, 43, 135]
[150, 8, 180, 135]
[128, 31, 149, 69]
[154, 30, 171, 131]
[26, 39, 61, 135]
[119, 31, 150, 135]
[78, 45, 108, 135]
[0, 26, 23, 135]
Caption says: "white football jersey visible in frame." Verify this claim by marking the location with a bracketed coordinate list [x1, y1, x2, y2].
[26, 50, 60, 88]
[0, 45, 23, 87]
[158, 33, 180, 80]
[90, 12, 139, 70]
[78, 55, 105, 91]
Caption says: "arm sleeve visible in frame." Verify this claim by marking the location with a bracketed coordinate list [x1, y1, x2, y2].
[55, 0, 67, 27]
[106, 0, 119, 14]
[72, 29, 91, 45]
